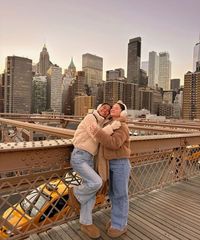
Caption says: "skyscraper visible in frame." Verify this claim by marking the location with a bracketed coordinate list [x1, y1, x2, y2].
[158, 52, 171, 90]
[0, 74, 4, 112]
[170, 78, 180, 91]
[82, 53, 103, 88]
[64, 58, 76, 78]
[127, 37, 141, 84]
[62, 58, 76, 114]
[32, 76, 47, 113]
[173, 93, 182, 119]
[193, 36, 200, 72]
[148, 51, 159, 88]
[38, 44, 52, 76]
[4, 56, 32, 113]
[74, 95, 95, 116]
[70, 71, 86, 114]
[71, 71, 86, 97]
[106, 68, 125, 81]
[183, 64, 200, 120]
[123, 82, 139, 110]
[139, 69, 148, 87]
[47, 65, 62, 113]
[103, 80, 124, 106]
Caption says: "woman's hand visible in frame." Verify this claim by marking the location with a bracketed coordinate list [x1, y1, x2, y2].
[110, 120, 121, 130]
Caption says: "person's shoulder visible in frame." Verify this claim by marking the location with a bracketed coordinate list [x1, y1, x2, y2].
[120, 122, 129, 134]
[118, 116, 127, 123]
[83, 112, 98, 123]
[83, 113, 93, 119]
[121, 122, 128, 128]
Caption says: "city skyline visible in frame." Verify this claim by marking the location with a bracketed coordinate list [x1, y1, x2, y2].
[1, 0, 200, 84]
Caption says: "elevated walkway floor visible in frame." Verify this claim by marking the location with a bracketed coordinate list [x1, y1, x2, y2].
[28, 175, 200, 240]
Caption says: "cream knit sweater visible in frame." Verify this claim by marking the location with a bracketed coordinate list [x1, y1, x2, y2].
[72, 110, 111, 156]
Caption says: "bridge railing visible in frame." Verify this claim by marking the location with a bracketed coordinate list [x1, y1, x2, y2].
[0, 121, 200, 239]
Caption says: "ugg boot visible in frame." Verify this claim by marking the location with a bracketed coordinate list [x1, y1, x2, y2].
[68, 187, 80, 213]
[107, 226, 127, 238]
[80, 224, 101, 239]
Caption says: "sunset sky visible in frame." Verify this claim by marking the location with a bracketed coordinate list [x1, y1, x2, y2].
[0, 0, 200, 83]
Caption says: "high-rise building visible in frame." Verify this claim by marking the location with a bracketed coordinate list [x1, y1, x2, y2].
[74, 95, 95, 116]
[158, 103, 173, 118]
[123, 82, 139, 110]
[170, 78, 180, 91]
[82, 53, 103, 88]
[139, 69, 148, 87]
[64, 58, 76, 78]
[183, 64, 200, 120]
[173, 93, 182, 119]
[103, 80, 124, 106]
[138, 87, 162, 114]
[32, 76, 47, 113]
[193, 36, 200, 72]
[127, 37, 141, 84]
[158, 52, 171, 90]
[197, 61, 200, 72]
[163, 90, 176, 104]
[47, 65, 62, 113]
[71, 71, 86, 97]
[148, 51, 159, 88]
[0, 74, 4, 112]
[4, 56, 32, 113]
[152, 88, 163, 114]
[65, 84, 73, 115]
[96, 83, 104, 107]
[139, 87, 153, 112]
[62, 59, 76, 114]
[38, 44, 52, 76]
[106, 68, 125, 81]
[68, 71, 86, 115]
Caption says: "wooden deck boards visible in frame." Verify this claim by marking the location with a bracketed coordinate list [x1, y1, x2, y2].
[27, 176, 200, 240]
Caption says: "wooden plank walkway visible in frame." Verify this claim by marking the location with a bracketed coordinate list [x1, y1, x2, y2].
[28, 175, 200, 240]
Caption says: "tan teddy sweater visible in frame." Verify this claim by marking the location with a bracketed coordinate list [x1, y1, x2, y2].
[95, 122, 130, 160]
[94, 121, 130, 193]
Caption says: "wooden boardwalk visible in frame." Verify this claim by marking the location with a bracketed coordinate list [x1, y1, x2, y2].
[28, 176, 200, 240]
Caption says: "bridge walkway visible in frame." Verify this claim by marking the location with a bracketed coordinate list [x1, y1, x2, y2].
[27, 175, 200, 240]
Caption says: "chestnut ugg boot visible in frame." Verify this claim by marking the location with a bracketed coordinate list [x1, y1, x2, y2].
[107, 226, 127, 238]
[80, 224, 101, 239]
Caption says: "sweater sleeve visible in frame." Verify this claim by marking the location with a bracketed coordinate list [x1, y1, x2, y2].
[102, 124, 113, 135]
[95, 125, 129, 150]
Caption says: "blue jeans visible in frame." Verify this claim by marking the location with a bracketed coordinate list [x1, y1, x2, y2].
[70, 148, 102, 225]
[109, 158, 131, 230]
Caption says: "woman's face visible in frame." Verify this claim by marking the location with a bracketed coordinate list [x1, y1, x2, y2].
[110, 104, 122, 118]
[98, 104, 111, 118]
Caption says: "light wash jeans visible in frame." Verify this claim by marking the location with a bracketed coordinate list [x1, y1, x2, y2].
[109, 158, 131, 230]
[70, 147, 102, 225]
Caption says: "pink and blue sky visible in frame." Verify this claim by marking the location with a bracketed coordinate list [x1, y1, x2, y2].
[0, 0, 199, 83]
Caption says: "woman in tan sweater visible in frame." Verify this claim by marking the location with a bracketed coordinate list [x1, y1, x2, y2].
[92, 101, 131, 238]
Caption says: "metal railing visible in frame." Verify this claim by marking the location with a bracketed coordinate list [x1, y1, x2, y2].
[0, 120, 200, 239]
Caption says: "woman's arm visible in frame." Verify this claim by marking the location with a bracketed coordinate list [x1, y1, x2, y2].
[95, 126, 129, 150]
